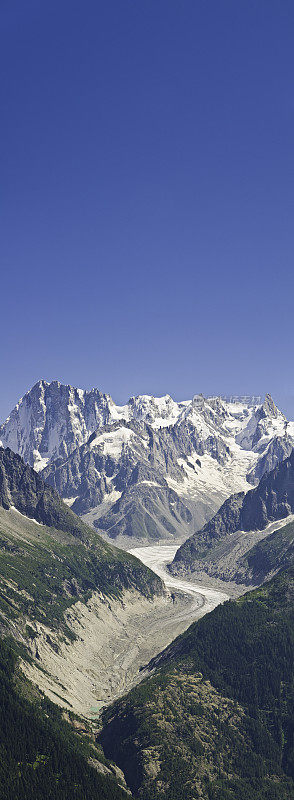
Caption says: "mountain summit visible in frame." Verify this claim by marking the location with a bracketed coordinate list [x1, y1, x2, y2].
[1, 382, 293, 542]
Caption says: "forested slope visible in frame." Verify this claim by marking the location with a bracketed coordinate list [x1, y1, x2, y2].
[100, 566, 294, 800]
[0, 636, 128, 800]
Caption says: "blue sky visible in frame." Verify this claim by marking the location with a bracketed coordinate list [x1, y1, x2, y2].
[1, 1, 294, 419]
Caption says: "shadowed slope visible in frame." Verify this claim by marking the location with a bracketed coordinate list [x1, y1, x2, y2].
[100, 566, 294, 800]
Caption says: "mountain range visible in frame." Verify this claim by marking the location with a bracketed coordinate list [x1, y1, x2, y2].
[2, 380, 294, 798]
[0, 446, 166, 714]
[2, 438, 294, 799]
[1, 380, 294, 543]
[0, 445, 167, 799]
[170, 447, 294, 587]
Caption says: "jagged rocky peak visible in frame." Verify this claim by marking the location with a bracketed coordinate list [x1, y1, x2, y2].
[235, 393, 287, 454]
[258, 392, 284, 420]
[0, 380, 113, 471]
[203, 395, 227, 414]
[128, 393, 183, 428]
[170, 446, 294, 575]
[1, 381, 294, 543]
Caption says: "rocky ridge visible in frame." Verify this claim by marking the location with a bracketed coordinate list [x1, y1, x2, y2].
[1, 382, 294, 541]
[170, 448, 294, 580]
[0, 447, 216, 721]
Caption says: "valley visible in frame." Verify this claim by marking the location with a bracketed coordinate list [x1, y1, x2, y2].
[100, 564, 294, 800]
[1, 384, 294, 798]
[129, 543, 229, 620]
[22, 541, 229, 719]
[2, 3, 292, 795]
[0, 446, 229, 721]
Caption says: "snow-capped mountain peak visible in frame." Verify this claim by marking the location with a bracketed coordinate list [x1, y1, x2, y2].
[0, 380, 113, 471]
[1, 381, 293, 543]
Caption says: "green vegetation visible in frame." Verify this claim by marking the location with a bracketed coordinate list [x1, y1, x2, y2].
[100, 566, 294, 799]
[0, 447, 165, 798]
[0, 513, 161, 639]
[239, 519, 294, 582]
[0, 636, 128, 800]
[0, 447, 162, 645]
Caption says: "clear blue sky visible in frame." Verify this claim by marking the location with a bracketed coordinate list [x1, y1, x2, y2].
[1, 0, 294, 420]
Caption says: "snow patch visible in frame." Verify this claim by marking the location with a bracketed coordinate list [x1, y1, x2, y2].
[89, 427, 135, 458]
[63, 496, 79, 507]
[9, 506, 43, 526]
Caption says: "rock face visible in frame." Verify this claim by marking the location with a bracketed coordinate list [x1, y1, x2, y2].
[0, 446, 175, 726]
[171, 448, 294, 573]
[0, 445, 163, 598]
[233, 518, 294, 586]
[43, 419, 194, 542]
[0, 380, 114, 471]
[0, 445, 90, 535]
[1, 383, 294, 541]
